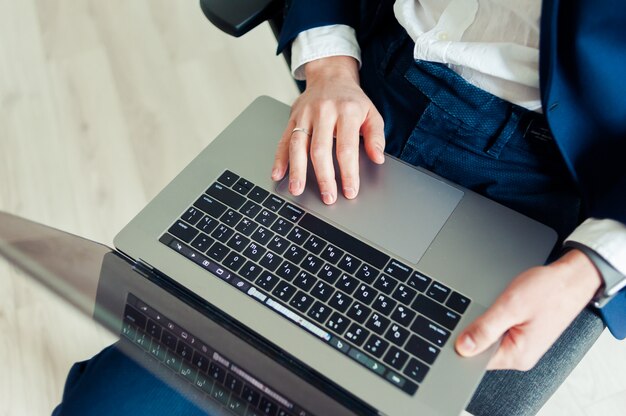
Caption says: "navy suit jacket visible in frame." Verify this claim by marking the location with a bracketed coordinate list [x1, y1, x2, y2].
[277, 0, 626, 338]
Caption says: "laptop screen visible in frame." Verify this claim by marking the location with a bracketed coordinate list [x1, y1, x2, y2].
[0, 212, 360, 416]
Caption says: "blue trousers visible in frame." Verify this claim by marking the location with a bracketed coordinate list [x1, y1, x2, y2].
[54, 22, 604, 416]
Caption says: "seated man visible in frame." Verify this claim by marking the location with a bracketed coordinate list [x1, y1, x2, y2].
[54, 1, 626, 415]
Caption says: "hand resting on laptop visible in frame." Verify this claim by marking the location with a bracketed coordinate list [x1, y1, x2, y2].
[270, 55, 603, 374]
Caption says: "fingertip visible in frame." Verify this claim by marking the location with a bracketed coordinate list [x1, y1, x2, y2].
[455, 333, 477, 357]
[321, 191, 336, 205]
[289, 178, 304, 196]
[343, 186, 358, 200]
[271, 166, 285, 181]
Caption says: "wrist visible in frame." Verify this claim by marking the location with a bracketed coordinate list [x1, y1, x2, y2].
[304, 56, 360, 85]
[552, 249, 603, 300]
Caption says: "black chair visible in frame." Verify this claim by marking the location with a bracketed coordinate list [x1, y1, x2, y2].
[199, 0, 291, 67]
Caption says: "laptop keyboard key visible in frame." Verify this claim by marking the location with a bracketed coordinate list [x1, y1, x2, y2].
[271, 282, 297, 302]
[194, 195, 227, 218]
[263, 195, 285, 212]
[311, 281, 334, 302]
[392, 284, 418, 306]
[338, 254, 362, 274]
[303, 236, 326, 255]
[307, 301, 332, 324]
[320, 244, 344, 264]
[426, 281, 451, 303]
[374, 274, 398, 295]
[345, 323, 370, 347]
[372, 294, 397, 316]
[251, 226, 274, 245]
[384, 323, 410, 347]
[276, 261, 299, 282]
[301, 254, 323, 274]
[355, 264, 378, 284]
[270, 218, 293, 236]
[404, 358, 429, 384]
[410, 315, 451, 347]
[286, 227, 310, 246]
[197, 216, 219, 234]
[326, 312, 350, 335]
[365, 312, 391, 335]
[233, 179, 253, 196]
[337, 274, 359, 295]
[240, 200, 262, 218]
[235, 217, 258, 236]
[391, 305, 416, 327]
[278, 203, 304, 222]
[328, 291, 352, 312]
[242, 385, 260, 407]
[181, 207, 203, 225]
[446, 291, 471, 314]
[384, 260, 412, 282]
[240, 261, 262, 281]
[248, 186, 270, 204]
[284, 244, 307, 264]
[223, 252, 246, 271]
[255, 272, 279, 291]
[221, 209, 243, 227]
[289, 291, 314, 313]
[293, 271, 316, 291]
[242, 242, 266, 262]
[207, 182, 246, 210]
[354, 283, 377, 305]
[259, 251, 281, 271]
[407, 271, 432, 292]
[169, 221, 198, 243]
[191, 233, 214, 253]
[317, 263, 341, 284]
[347, 301, 372, 324]
[256, 209, 277, 227]
[405, 335, 440, 365]
[206, 241, 229, 261]
[265, 235, 289, 255]
[363, 334, 390, 358]
[211, 224, 234, 243]
[383, 346, 409, 371]
[226, 233, 250, 252]
[412, 294, 460, 331]
[217, 170, 239, 187]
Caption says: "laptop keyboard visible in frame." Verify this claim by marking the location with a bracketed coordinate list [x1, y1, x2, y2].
[159, 170, 471, 396]
[122, 293, 313, 416]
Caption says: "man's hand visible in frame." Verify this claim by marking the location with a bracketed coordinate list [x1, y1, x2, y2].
[271, 56, 385, 205]
[455, 249, 602, 370]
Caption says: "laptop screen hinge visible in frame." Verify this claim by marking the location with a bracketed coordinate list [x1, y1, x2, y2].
[133, 258, 156, 278]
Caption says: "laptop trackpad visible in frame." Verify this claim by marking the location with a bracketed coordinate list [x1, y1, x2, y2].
[275, 153, 464, 265]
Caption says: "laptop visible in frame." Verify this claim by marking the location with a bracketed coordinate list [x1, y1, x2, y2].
[0, 96, 557, 415]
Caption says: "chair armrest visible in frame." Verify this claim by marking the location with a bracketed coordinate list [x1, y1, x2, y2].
[199, 0, 283, 37]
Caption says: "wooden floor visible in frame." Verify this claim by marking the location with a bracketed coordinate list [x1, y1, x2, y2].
[0, 1, 624, 415]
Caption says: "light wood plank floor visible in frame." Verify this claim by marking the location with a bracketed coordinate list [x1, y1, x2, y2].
[1, 1, 624, 415]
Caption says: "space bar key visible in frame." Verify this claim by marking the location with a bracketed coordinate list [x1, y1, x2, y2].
[298, 214, 390, 269]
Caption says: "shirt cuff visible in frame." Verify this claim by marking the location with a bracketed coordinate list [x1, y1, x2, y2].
[291, 24, 362, 81]
[564, 218, 626, 277]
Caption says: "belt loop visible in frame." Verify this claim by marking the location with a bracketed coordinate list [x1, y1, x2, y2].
[485, 110, 521, 158]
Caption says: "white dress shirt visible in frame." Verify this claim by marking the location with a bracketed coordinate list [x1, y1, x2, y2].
[289, 1, 626, 278]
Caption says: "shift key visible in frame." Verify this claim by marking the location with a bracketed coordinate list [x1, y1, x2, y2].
[412, 294, 460, 331]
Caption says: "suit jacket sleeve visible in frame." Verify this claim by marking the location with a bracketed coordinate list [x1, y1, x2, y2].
[540, 0, 626, 339]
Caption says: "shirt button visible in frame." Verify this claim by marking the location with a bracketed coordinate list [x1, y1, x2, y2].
[437, 31, 449, 41]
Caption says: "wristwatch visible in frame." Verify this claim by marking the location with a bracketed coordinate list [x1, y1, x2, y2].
[566, 242, 626, 308]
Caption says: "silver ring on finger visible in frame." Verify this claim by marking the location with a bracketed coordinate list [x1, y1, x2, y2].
[291, 127, 312, 137]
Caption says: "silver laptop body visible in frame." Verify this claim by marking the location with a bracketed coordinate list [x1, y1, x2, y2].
[113, 96, 557, 415]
